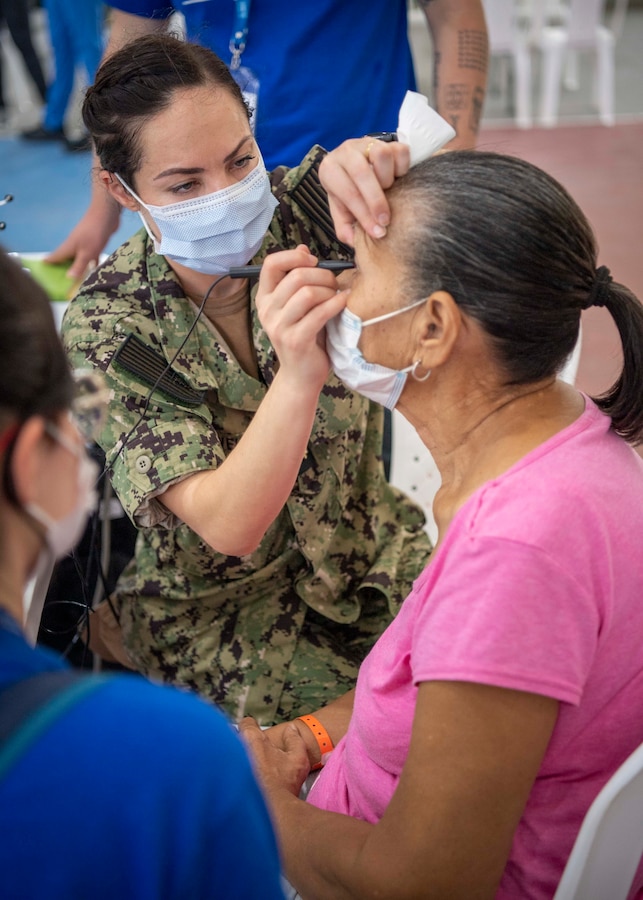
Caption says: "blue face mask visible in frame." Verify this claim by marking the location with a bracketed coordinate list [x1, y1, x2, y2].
[325, 298, 430, 409]
[115, 158, 278, 275]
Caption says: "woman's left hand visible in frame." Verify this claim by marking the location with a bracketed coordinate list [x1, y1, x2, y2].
[319, 137, 411, 246]
[239, 717, 311, 797]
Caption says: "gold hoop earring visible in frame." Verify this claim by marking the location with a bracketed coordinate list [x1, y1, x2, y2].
[411, 360, 431, 382]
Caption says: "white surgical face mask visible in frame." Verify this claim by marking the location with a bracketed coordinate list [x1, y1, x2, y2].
[25, 423, 98, 564]
[115, 158, 278, 274]
[325, 298, 428, 409]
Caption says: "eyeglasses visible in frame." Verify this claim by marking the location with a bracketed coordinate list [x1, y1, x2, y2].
[71, 368, 109, 444]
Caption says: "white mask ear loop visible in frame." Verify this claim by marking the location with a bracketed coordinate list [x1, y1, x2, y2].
[361, 296, 427, 328]
[113, 173, 157, 243]
[113, 172, 145, 205]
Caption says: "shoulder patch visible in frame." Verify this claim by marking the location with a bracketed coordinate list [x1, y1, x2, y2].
[113, 334, 206, 408]
[289, 163, 353, 255]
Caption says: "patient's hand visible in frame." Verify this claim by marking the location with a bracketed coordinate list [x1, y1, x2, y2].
[239, 718, 310, 797]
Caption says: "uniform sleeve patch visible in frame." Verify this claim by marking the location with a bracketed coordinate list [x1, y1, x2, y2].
[113, 334, 206, 408]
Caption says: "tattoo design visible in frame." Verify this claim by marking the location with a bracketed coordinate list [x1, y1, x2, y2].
[433, 50, 441, 90]
[469, 86, 484, 134]
[444, 83, 469, 112]
[458, 30, 488, 73]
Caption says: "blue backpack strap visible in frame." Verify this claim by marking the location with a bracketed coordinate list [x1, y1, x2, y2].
[0, 671, 107, 781]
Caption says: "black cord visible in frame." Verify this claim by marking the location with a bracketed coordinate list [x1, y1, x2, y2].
[101, 272, 232, 478]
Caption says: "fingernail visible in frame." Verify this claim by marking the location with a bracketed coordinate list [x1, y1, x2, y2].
[378, 214, 389, 226]
[373, 224, 386, 238]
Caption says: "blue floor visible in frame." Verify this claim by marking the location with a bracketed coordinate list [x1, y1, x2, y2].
[0, 136, 138, 256]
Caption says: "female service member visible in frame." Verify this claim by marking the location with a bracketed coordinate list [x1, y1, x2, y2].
[240, 148, 643, 898]
[61, 34, 430, 724]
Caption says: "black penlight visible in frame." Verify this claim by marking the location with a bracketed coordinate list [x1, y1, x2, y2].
[227, 260, 355, 279]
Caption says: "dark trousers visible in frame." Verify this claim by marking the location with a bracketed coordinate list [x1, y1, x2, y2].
[0, 0, 47, 110]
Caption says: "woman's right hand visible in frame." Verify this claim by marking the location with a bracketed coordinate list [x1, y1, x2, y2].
[255, 244, 348, 392]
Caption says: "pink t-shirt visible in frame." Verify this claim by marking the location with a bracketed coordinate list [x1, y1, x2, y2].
[309, 399, 643, 898]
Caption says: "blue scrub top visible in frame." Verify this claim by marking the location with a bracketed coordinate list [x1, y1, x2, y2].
[0, 609, 284, 899]
[108, 0, 416, 168]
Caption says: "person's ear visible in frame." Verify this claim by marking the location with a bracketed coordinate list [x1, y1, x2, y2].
[9, 418, 50, 508]
[412, 290, 461, 372]
[100, 170, 140, 213]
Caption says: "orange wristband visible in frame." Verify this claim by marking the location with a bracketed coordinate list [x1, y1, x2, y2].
[297, 714, 334, 771]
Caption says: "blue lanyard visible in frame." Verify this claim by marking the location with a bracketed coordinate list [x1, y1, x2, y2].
[229, 0, 251, 69]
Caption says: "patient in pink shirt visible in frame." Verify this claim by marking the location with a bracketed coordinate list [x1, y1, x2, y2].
[310, 398, 643, 897]
[240, 146, 643, 900]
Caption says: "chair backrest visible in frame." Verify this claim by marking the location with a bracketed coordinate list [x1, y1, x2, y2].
[483, 0, 524, 52]
[610, 0, 630, 39]
[558, 330, 582, 386]
[389, 410, 440, 545]
[563, 0, 608, 43]
[554, 740, 643, 899]
[518, 0, 564, 42]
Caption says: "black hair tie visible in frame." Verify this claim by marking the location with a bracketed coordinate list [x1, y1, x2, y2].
[584, 265, 612, 309]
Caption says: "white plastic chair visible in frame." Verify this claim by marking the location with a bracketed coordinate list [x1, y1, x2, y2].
[554, 740, 643, 899]
[482, 0, 533, 128]
[389, 410, 440, 545]
[536, 0, 619, 127]
[559, 328, 582, 387]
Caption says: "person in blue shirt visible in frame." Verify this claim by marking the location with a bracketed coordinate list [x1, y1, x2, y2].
[0, 247, 285, 900]
[47, 0, 488, 281]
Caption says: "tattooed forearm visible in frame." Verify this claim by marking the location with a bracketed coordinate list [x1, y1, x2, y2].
[420, 1, 489, 146]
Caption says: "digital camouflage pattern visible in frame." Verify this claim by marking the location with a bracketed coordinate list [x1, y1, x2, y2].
[62, 147, 432, 724]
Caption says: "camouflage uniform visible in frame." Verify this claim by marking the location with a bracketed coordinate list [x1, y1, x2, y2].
[62, 147, 431, 724]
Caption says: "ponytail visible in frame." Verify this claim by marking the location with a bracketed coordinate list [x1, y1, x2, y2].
[591, 280, 643, 444]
